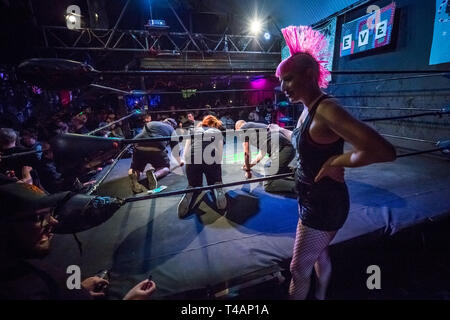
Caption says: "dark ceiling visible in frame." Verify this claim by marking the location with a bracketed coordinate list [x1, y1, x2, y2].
[0, 0, 362, 69]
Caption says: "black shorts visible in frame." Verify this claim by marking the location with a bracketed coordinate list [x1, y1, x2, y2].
[186, 163, 222, 187]
[130, 149, 170, 172]
[295, 177, 350, 232]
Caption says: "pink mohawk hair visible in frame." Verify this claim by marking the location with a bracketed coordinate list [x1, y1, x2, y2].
[276, 25, 330, 89]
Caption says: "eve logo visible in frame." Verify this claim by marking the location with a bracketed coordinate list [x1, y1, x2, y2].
[66, 265, 81, 290]
[366, 265, 381, 290]
[342, 34, 352, 50]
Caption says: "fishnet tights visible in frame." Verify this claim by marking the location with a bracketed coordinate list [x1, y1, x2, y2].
[289, 218, 336, 300]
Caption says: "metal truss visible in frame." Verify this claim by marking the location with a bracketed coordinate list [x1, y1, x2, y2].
[41, 26, 281, 56]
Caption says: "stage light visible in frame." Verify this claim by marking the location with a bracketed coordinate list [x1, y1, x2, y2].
[66, 5, 81, 29]
[250, 19, 262, 34]
[67, 15, 77, 23]
[264, 32, 271, 40]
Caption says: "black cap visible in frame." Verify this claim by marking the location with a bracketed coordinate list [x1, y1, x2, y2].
[0, 183, 69, 217]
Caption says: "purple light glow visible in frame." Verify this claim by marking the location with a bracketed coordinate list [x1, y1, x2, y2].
[250, 78, 270, 90]
[246, 78, 277, 106]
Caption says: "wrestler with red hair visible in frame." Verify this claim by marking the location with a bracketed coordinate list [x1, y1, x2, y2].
[178, 115, 227, 218]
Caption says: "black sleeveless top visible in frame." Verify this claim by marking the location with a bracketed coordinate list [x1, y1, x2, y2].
[292, 94, 344, 184]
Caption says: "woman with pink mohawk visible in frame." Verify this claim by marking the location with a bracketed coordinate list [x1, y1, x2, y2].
[272, 26, 396, 299]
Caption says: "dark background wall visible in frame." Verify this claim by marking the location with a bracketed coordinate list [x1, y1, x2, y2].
[327, 0, 449, 156]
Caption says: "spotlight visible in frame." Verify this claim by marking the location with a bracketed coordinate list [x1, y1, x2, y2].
[250, 19, 262, 34]
[66, 5, 81, 29]
[67, 15, 77, 23]
[264, 32, 271, 40]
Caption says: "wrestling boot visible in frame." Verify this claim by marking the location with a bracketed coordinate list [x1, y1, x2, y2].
[213, 184, 227, 210]
[178, 190, 204, 219]
[177, 192, 193, 219]
[146, 169, 157, 190]
[128, 172, 148, 194]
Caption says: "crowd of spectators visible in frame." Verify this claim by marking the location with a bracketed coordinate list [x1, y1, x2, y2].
[0, 105, 129, 192]
[1, 95, 291, 194]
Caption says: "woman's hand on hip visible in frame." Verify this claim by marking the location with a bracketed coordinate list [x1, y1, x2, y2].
[314, 155, 345, 183]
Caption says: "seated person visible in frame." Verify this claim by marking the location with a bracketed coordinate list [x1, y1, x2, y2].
[0, 182, 156, 300]
[21, 128, 43, 160]
[220, 112, 235, 129]
[105, 113, 124, 138]
[248, 109, 260, 122]
[69, 113, 89, 135]
[37, 142, 64, 193]
[180, 112, 196, 130]
[0, 128, 39, 186]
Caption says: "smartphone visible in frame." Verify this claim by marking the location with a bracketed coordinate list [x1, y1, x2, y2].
[142, 274, 152, 290]
[94, 270, 110, 293]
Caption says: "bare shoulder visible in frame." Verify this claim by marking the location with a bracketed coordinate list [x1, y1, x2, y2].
[317, 97, 344, 113]
[315, 98, 353, 123]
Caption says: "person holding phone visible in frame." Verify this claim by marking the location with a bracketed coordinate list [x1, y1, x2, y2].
[0, 182, 156, 300]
